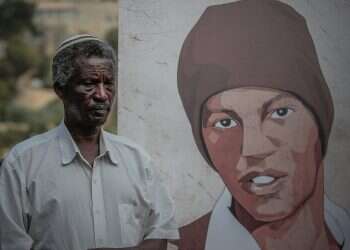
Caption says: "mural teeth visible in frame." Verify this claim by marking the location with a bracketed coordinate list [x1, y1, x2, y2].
[252, 176, 275, 184]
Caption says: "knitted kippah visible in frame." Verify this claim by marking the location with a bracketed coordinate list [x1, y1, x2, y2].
[55, 34, 104, 55]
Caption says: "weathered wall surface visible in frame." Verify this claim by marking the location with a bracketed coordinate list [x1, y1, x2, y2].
[118, 0, 350, 226]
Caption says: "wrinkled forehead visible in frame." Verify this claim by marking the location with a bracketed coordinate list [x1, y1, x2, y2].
[74, 56, 115, 77]
[75, 56, 115, 68]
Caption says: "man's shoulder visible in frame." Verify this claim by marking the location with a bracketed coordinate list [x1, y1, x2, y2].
[103, 132, 154, 182]
[4, 126, 59, 164]
[103, 131, 151, 160]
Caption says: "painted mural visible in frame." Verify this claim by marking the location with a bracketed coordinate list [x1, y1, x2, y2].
[176, 1, 350, 249]
[118, 0, 350, 249]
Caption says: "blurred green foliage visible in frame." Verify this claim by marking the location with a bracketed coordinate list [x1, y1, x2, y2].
[6, 36, 41, 76]
[36, 55, 52, 88]
[0, 0, 37, 38]
[0, 79, 15, 118]
[0, 0, 59, 157]
[0, 0, 40, 120]
[0, 100, 63, 157]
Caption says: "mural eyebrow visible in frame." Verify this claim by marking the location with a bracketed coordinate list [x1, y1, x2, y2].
[261, 93, 292, 115]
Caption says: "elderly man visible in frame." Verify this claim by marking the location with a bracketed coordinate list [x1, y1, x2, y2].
[177, 1, 350, 250]
[0, 35, 178, 250]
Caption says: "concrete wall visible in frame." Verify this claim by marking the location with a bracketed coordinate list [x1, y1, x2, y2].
[118, 0, 350, 226]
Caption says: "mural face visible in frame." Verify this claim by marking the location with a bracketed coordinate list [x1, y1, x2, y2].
[201, 88, 322, 221]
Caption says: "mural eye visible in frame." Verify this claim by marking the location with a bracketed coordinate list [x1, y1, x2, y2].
[271, 108, 293, 119]
[214, 118, 238, 129]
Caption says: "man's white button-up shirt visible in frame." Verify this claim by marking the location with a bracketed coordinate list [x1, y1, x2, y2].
[0, 122, 179, 250]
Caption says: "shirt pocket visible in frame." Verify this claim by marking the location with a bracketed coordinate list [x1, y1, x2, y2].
[118, 203, 148, 246]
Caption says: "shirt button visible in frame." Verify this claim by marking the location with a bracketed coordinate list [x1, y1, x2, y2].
[93, 179, 97, 184]
[95, 210, 100, 215]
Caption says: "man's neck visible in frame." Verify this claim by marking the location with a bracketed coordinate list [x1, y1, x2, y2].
[64, 120, 101, 166]
[232, 165, 340, 250]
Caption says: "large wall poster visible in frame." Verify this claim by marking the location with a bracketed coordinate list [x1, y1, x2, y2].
[119, 0, 350, 249]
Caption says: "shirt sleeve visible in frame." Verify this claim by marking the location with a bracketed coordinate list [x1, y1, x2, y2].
[0, 157, 33, 250]
[143, 159, 179, 240]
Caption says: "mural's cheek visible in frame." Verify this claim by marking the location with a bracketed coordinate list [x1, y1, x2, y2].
[203, 127, 267, 220]
[202, 127, 242, 192]
[263, 107, 319, 154]
[290, 132, 320, 205]
[290, 117, 319, 154]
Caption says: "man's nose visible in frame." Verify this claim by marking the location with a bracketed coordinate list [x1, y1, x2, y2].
[94, 83, 108, 101]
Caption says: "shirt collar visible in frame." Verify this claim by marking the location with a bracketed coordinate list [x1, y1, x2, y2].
[58, 121, 80, 166]
[58, 121, 118, 166]
[99, 128, 118, 166]
[324, 195, 349, 248]
[205, 188, 259, 250]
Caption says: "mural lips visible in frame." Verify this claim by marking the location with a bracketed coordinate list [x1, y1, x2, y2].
[239, 169, 287, 196]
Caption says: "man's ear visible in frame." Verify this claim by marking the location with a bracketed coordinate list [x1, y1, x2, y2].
[54, 82, 65, 100]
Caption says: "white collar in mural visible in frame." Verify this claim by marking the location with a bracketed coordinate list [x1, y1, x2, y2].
[205, 188, 350, 250]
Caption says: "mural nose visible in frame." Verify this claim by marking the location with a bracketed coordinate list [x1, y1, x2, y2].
[241, 126, 275, 158]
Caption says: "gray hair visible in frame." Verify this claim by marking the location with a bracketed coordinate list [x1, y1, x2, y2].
[52, 40, 116, 87]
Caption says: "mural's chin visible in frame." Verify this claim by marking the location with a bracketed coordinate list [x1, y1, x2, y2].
[243, 194, 300, 223]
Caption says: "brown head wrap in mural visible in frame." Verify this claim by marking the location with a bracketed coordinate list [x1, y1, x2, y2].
[177, 0, 334, 166]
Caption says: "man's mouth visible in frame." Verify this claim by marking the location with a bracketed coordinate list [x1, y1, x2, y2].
[93, 109, 107, 116]
[90, 105, 110, 118]
[92, 104, 109, 109]
[91, 104, 109, 111]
